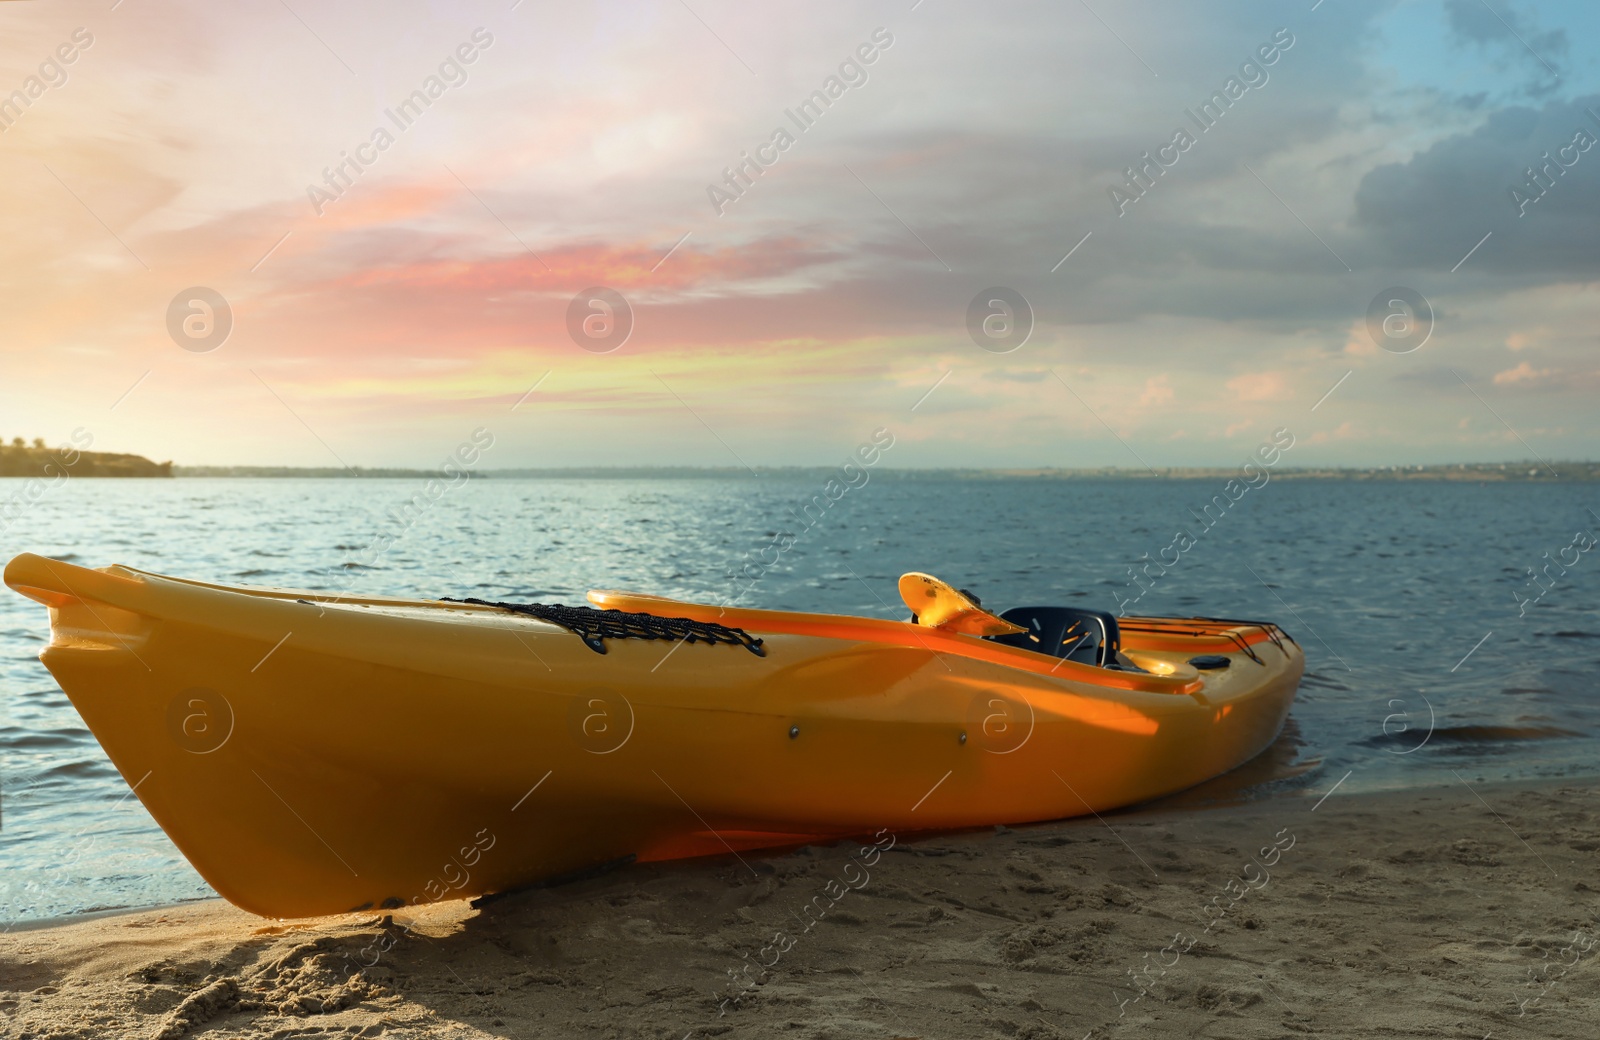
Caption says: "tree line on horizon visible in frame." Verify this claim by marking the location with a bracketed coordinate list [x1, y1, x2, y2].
[0, 437, 171, 478]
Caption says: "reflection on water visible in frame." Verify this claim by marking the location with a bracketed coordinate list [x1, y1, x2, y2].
[2, 476, 1597, 920]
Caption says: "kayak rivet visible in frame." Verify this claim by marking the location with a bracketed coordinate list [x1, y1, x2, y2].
[959, 731, 967, 745]
[789, 725, 800, 739]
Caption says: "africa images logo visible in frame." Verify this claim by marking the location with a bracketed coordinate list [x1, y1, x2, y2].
[706, 28, 894, 216]
[1108, 28, 1294, 216]
[306, 29, 495, 215]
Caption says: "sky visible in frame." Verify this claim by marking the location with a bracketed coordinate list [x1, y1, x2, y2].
[0, 0, 1597, 469]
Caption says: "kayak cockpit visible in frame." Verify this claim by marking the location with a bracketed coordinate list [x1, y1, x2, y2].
[983, 606, 1128, 668]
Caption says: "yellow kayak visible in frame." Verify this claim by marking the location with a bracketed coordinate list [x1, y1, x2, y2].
[4, 552, 1302, 919]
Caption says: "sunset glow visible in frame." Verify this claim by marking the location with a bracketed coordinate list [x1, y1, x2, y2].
[2, 0, 1597, 468]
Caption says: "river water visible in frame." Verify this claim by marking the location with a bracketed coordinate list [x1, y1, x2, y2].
[2, 475, 1597, 921]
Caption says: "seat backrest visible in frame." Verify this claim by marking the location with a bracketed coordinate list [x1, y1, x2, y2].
[987, 606, 1122, 667]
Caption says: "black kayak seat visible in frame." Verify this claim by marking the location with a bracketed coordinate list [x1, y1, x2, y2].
[986, 606, 1122, 668]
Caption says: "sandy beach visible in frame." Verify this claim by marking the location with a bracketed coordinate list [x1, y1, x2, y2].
[2, 776, 1595, 1039]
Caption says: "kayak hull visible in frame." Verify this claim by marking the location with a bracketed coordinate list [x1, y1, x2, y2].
[5, 552, 1302, 919]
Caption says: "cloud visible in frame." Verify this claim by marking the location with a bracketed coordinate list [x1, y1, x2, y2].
[1138, 375, 1174, 407]
[1344, 320, 1379, 357]
[981, 369, 1050, 383]
[1444, 0, 1568, 96]
[1226, 371, 1288, 402]
[1493, 360, 1555, 385]
[1352, 95, 1600, 276]
[1307, 421, 1356, 445]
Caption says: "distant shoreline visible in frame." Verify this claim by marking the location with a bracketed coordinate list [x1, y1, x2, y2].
[162, 462, 1600, 481]
[4, 449, 1595, 482]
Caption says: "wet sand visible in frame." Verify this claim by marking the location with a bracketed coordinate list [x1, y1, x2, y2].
[2, 776, 1596, 1039]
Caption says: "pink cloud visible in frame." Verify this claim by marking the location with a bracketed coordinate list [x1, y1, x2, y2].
[1225, 371, 1288, 402]
[1138, 375, 1174, 407]
[1493, 361, 1555, 386]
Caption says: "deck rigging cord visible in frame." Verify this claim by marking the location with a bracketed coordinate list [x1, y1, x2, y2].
[443, 597, 766, 656]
